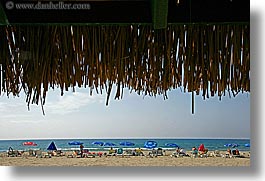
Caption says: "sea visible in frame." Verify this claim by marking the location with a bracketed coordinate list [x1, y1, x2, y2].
[0, 138, 250, 153]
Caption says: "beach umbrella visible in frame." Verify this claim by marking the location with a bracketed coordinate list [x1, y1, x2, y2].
[224, 143, 232, 147]
[103, 142, 116, 147]
[224, 143, 238, 147]
[144, 141, 157, 149]
[165, 143, 179, 148]
[92, 141, 104, 146]
[119, 141, 135, 147]
[245, 143, 250, 147]
[68, 141, 83, 145]
[23, 141, 37, 146]
[47, 141, 57, 151]
[232, 143, 239, 148]
[198, 144, 205, 151]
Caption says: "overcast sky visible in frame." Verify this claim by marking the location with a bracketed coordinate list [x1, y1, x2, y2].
[0, 85, 250, 140]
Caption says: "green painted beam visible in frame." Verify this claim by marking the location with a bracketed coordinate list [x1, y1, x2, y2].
[0, 3, 9, 25]
[151, 0, 168, 29]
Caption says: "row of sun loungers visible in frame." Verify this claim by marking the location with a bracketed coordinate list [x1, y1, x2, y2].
[6, 147, 247, 159]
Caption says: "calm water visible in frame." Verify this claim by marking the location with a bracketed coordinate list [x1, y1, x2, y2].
[0, 138, 250, 152]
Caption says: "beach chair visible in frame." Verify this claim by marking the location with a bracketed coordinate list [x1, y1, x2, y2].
[123, 149, 133, 157]
[7, 147, 21, 157]
[170, 151, 178, 157]
[14, 150, 21, 157]
[66, 150, 79, 158]
[135, 148, 144, 156]
[96, 152, 103, 157]
[148, 149, 157, 157]
[172, 151, 188, 158]
[231, 149, 242, 158]
[107, 148, 117, 156]
[7, 150, 19, 157]
[75, 150, 83, 158]
[35, 150, 43, 158]
[28, 149, 35, 157]
[83, 149, 96, 158]
[54, 150, 65, 157]
[199, 149, 208, 158]
[67, 151, 76, 158]
[156, 148, 163, 156]
[213, 150, 222, 157]
[191, 150, 198, 158]
[116, 148, 124, 156]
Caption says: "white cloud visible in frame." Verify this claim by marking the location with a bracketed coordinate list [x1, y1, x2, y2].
[0, 98, 29, 121]
[45, 92, 104, 115]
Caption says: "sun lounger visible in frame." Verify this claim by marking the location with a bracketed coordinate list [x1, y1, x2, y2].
[83, 152, 96, 158]
[171, 151, 188, 158]
[148, 149, 158, 157]
[67, 150, 82, 158]
[199, 149, 208, 158]
[48, 150, 65, 157]
[107, 148, 117, 156]
[134, 148, 144, 156]
[116, 148, 124, 156]
[83, 150, 97, 158]
[212, 150, 222, 157]
[96, 152, 103, 157]
[231, 149, 243, 158]
[28, 149, 36, 157]
[7, 147, 22, 157]
[156, 148, 163, 156]
[191, 150, 198, 158]
[35, 150, 43, 158]
[123, 149, 134, 157]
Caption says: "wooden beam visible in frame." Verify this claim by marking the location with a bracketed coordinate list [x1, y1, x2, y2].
[151, 0, 168, 29]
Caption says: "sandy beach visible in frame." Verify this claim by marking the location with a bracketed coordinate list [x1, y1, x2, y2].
[0, 150, 250, 167]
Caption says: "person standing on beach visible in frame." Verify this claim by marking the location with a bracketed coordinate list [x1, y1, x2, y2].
[80, 144, 84, 157]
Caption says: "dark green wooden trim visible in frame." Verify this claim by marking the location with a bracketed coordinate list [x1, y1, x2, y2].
[0, 22, 249, 27]
[0, 3, 9, 25]
[0, 0, 249, 26]
[151, 0, 168, 29]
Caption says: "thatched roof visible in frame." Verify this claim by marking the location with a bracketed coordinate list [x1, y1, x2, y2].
[0, 0, 250, 114]
[0, 24, 250, 113]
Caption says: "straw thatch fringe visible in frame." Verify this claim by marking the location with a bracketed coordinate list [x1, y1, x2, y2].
[0, 24, 250, 113]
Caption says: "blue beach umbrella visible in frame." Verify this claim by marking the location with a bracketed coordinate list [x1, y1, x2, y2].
[119, 141, 135, 147]
[68, 141, 83, 145]
[224, 143, 239, 148]
[144, 141, 157, 149]
[232, 143, 239, 148]
[244, 143, 250, 147]
[224, 143, 232, 147]
[47, 141, 57, 151]
[165, 143, 179, 148]
[92, 141, 104, 146]
[103, 142, 116, 147]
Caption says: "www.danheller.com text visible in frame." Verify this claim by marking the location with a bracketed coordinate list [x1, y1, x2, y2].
[5, 1, 91, 10]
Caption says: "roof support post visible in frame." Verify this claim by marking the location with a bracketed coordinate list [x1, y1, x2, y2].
[151, 0, 168, 29]
[0, 3, 9, 25]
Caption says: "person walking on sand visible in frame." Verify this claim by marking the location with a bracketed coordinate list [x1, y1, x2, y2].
[80, 143, 84, 157]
